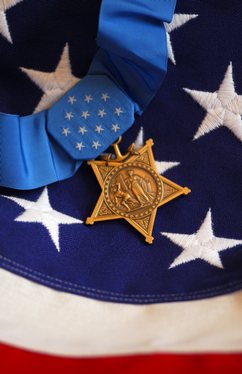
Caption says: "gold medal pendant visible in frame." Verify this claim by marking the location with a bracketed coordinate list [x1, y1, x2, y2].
[86, 138, 191, 244]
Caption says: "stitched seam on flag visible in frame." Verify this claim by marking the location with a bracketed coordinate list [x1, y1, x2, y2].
[0, 254, 242, 301]
[1, 253, 241, 297]
[2, 262, 242, 303]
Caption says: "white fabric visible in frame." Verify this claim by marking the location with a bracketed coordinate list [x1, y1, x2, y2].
[0, 268, 242, 356]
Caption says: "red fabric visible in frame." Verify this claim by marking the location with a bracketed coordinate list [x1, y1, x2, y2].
[0, 343, 242, 373]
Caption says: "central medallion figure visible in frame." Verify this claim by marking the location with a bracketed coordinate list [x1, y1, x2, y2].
[105, 163, 163, 219]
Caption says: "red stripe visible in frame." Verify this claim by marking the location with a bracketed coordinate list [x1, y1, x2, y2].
[0, 343, 242, 373]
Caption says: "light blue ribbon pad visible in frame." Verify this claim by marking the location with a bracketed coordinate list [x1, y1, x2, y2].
[47, 75, 135, 160]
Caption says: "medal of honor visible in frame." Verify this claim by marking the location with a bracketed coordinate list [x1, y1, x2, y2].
[86, 138, 191, 243]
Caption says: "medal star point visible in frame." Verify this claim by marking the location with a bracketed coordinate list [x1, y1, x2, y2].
[86, 139, 191, 243]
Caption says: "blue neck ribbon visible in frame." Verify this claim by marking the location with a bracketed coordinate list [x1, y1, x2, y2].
[0, 0, 176, 190]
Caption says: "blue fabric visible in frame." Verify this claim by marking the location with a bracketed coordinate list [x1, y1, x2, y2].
[89, 0, 176, 112]
[0, 0, 242, 305]
[0, 111, 81, 190]
[0, 0, 175, 190]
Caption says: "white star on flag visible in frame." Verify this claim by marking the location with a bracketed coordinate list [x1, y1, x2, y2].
[98, 109, 106, 118]
[184, 63, 242, 142]
[84, 94, 93, 103]
[81, 110, 90, 119]
[165, 13, 198, 65]
[134, 127, 180, 174]
[78, 126, 87, 135]
[1, 188, 82, 252]
[0, 0, 23, 43]
[20, 43, 80, 113]
[68, 96, 76, 104]
[161, 209, 242, 269]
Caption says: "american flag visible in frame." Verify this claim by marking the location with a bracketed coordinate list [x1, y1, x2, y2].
[0, 0, 242, 372]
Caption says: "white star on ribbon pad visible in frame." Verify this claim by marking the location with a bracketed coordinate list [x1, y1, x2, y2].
[78, 126, 88, 135]
[114, 107, 124, 116]
[95, 125, 104, 134]
[98, 109, 107, 118]
[101, 93, 110, 102]
[84, 94, 93, 103]
[92, 141, 101, 149]
[68, 96, 76, 105]
[62, 128, 71, 137]
[112, 124, 120, 133]
[76, 142, 85, 151]
[81, 111, 90, 119]
[65, 111, 74, 120]
[47, 75, 134, 160]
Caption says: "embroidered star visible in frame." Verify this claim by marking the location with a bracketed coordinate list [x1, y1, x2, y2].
[165, 14, 198, 65]
[2, 188, 82, 252]
[62, 127, 71, 136]
[84, 94, 93, 104]
[65, 111, 73, 120]
[78, 126, 88, 135]
[98, 109, 107, 118]
[134, 127, 180, 174]
[0, 0, 23, 43]
[95, 125, 104, 134]
[111, 124, 120, 133]
[92, 141, 101, 149]
[101, 93, 110, 102]
[114, 107, 124, 116]
[76, 142, 85, 151]
[20, 43, 80, 113]
[161, 209, 242, 269]
[184, 63, 242, 142]
[68, 95, 76, 104]
[81, 110, 90, 119]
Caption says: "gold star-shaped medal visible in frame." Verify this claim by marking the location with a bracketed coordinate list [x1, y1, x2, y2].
[86, 138, 190, 243]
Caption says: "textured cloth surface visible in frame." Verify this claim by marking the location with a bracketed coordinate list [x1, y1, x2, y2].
[0, 0, 242, 359]
[0, 0, 241, 303]
[0, 269, 242, 355]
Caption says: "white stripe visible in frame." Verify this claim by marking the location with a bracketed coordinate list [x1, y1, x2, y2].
[0, 268, 241, 356]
